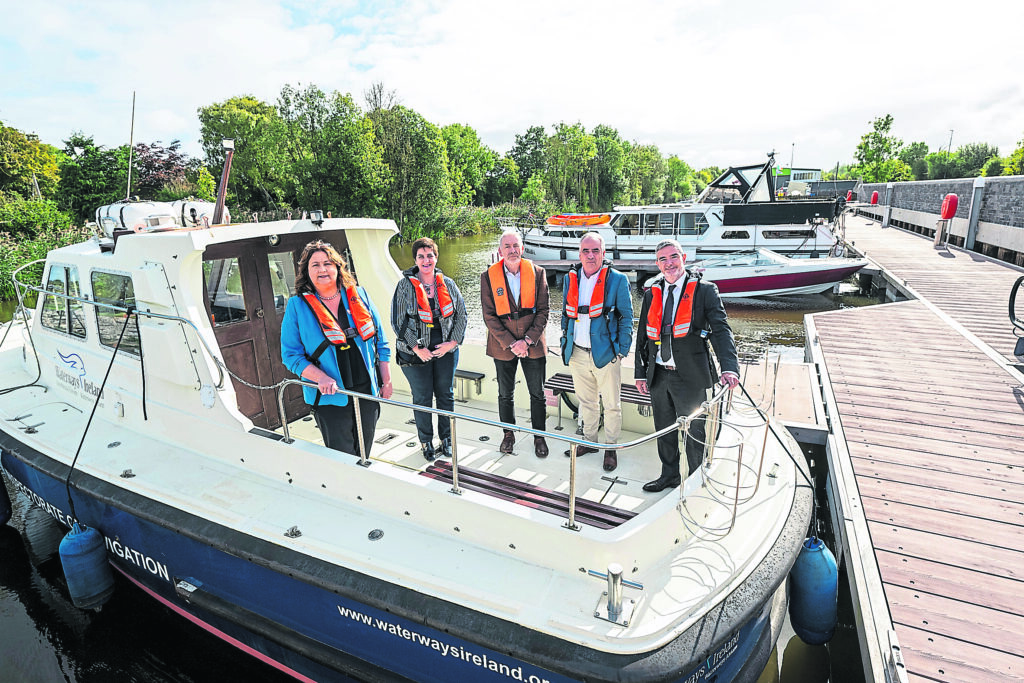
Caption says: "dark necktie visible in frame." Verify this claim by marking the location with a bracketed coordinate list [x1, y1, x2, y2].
[660, 285, 675, 362]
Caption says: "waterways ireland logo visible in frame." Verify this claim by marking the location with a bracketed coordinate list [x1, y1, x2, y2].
[58, 349, 87, 377]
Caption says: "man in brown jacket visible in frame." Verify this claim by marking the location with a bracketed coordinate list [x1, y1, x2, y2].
[481, 231, 551, 457]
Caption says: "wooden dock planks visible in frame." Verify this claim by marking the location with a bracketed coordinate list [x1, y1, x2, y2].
[810, 222, 1024, 682]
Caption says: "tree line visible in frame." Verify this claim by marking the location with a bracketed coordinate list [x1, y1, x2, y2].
[828, 114, 1024, 183]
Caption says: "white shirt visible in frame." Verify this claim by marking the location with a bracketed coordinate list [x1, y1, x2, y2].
[656, 280, 681, 367]
[573, 268, 601, 348]
[504, 265, 521, 304]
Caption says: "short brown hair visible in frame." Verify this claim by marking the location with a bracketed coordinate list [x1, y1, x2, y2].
[411, 237, 438, 259]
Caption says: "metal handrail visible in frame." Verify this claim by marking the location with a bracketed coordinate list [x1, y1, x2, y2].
[276, 379, 732, 530]
[11, 260, 225, 388]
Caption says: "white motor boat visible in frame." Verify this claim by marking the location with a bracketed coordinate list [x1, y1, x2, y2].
[522, 155, 844, 262]
[688, 248, 868, 298]
[0, 206, 813, 682]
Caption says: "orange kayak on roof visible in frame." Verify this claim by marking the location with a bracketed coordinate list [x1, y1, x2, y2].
[545, 213, 611, 227]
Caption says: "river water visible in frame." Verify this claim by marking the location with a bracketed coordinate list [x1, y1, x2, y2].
[0, 233, 872, 682]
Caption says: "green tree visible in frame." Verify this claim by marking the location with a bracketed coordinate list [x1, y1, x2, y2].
[57, 134, 131, 224]
[441, 123, 496, 206]
[623, 142, 667, 204]
[1005, 133, 1024, 175]
[852, 114, 905, 182]
[520, 174, 546, 205]
[276, 83, 388, 216]
[544, 122, 596, 208]
[899, 141, 929, 180]
[0, 122, 61, 198]
[590, 125, 627, 210]
[955, 142, 999, 178]
[509, 126, 546, 190]
[981, 157, 1005, 177]
[481, 156, 521, 206]
[664, 156, 694, 202]
[369, 104, 450, 236]
[198, 95, 288, 210]
[925, 151, 960, 180]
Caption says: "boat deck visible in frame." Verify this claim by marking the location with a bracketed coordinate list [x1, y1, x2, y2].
[807, 215, 1024, 682]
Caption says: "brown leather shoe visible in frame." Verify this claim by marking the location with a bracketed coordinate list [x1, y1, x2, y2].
[564, 445, 600, 457]
[534, 436, 549, 458]
[603, 450, 617, 472]
[500, 430, 515, 454]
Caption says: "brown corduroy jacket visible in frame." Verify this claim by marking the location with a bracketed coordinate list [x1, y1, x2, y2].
[480, 261, 550, 360]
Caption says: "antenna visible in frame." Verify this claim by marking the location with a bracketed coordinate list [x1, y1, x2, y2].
[125, 91, 136, 200]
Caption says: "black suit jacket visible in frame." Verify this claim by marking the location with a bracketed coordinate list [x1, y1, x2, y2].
[633, 273, 739, 387]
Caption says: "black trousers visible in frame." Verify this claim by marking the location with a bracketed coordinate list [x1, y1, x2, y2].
[312, 400, 380, 458]
[494, 356, 547, 430]
[400, 350, 457, 444]
[650, 365, 709, 479]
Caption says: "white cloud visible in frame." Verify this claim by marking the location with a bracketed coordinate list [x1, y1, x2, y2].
[2, 0, 1022, 169]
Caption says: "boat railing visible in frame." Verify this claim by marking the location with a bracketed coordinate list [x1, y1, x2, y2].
[276, 378, 762, 532]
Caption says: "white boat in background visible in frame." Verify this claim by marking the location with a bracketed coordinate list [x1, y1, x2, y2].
[522, 154, 845, 261]
[688, 248, 868, 298]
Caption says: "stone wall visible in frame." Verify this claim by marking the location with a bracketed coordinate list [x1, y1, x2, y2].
[855, 175, 1024, 266]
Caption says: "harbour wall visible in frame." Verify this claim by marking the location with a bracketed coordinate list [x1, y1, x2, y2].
[854, 176, 1024, 266]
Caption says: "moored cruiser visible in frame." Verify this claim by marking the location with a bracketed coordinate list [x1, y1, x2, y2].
[0, 206, 812, 682]
[522, 156, 844, 262]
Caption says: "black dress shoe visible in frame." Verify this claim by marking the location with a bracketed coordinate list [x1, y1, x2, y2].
[603, 450, 617, 472]
[439, 438, 452, 458]
[500, 430, 515, 454]
[642, 476, 681, 493]
[534, 436, 549, 458]
[421, 442, 436, 461]
[564, 445, 600, 457]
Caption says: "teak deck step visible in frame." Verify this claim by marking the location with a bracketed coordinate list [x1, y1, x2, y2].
[420, 461, 637, 529]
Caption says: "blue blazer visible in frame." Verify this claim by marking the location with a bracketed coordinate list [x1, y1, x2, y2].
[280, 287, 391, 407]
[560, 265, 634, 368]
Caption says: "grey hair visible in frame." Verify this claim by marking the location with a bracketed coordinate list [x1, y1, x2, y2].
[580, 231, 605, 249]
[655, 239, 684, 255]
[498, 230, 523, 248]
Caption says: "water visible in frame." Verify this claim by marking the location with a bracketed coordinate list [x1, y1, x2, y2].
[0, 234, 873, 681]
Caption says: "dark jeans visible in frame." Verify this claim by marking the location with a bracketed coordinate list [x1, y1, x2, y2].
[493, 356, 547, 430]
[312, 399, 380, 458]
[400, 349, 457, 444]
[650, 365, 709, 479]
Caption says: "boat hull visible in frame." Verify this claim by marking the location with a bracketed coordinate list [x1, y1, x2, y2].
[708, 263, 867, 298]
[0, 432, 796, 683]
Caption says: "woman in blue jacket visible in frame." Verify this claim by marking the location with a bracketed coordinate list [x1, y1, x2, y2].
[281, 240, 392, 457]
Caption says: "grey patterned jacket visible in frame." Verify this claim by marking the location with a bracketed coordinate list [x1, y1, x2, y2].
[390, 265, 468, 356]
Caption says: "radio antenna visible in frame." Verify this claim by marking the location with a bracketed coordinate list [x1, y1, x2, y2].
[125, 91, 136, 200]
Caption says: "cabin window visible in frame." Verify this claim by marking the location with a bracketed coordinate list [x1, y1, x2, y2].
[40, 265, 87, 338]
[91, 272, 141, 356]
[761, 229, 817, 239]
[722, 230, 750, 240]
[268, 251, 297, 313]
[204, 258, 248, 326]
[611, 213, 639, 235]
[679, 213, 703, 235]
[658, 213, 675, 234]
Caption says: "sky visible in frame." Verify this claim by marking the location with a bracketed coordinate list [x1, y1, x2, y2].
[3, 0, 1023, 171]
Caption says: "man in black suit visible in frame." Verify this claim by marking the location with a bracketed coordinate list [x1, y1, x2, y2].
[634, 240, 740, 493]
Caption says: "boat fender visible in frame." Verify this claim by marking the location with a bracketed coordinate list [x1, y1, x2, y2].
[59, 522, 115, 610]
[788, 536, 838, 645]
[0, 475, 12, 526]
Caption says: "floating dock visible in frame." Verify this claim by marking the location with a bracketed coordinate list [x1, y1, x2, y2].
[806, 214, 1024, 682]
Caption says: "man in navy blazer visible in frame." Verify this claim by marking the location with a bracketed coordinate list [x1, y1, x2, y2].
[560, 232, 634, 472]
[634, 239, 739, 492]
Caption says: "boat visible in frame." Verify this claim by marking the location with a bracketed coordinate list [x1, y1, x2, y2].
[0, 199, 813, 681]
[522, 155, 845, 262]
[687, 248, 868, 298]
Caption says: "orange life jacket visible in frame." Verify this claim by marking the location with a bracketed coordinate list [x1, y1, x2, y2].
[487, 259, 536, 318]
[302, 288, 376, 349]
[564, 266, 608, 319]
[645, 277, 699, 341]
[408, 274, 454, 327]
